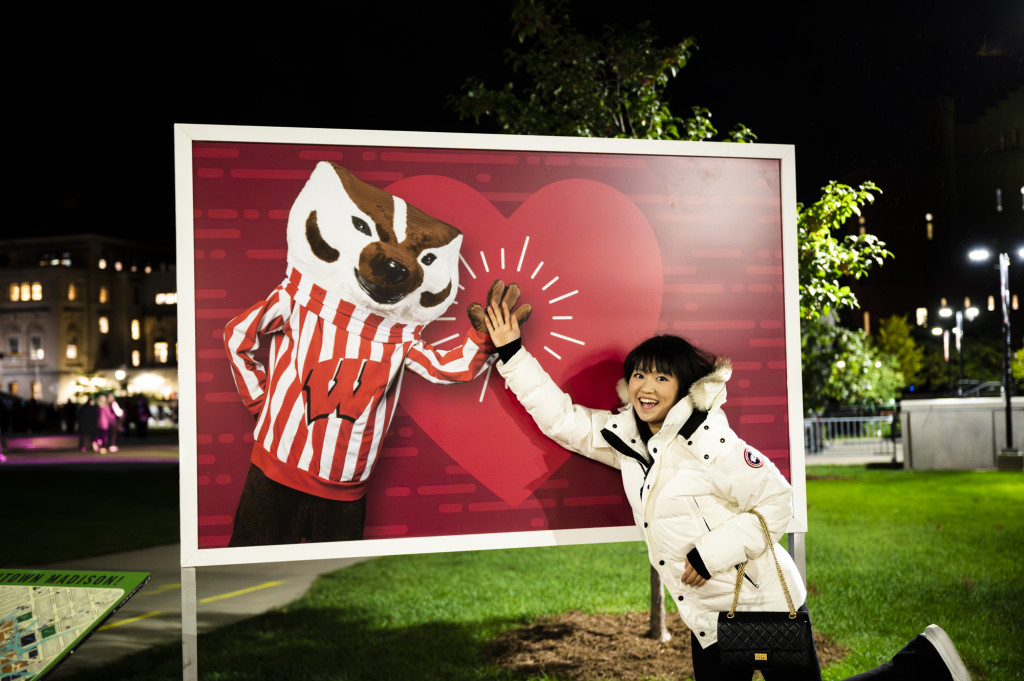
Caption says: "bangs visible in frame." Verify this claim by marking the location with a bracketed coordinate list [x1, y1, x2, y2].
[622, 334, 716, 390]
[628, 353, 677, 378]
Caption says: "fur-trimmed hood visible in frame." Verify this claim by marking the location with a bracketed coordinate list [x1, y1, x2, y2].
[615, 356, 733, 411]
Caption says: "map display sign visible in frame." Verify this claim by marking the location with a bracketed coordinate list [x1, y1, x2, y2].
[0, 570, 149, 679]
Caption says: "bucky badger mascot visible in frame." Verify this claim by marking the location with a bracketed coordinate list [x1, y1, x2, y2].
[224, 162, 528, 545]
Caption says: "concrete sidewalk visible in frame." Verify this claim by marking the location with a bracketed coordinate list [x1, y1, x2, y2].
[1, 432, 180, 465]
[42, 544, 364, 679]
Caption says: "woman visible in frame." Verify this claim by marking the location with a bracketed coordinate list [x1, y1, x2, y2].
[481, 293, 971, 681]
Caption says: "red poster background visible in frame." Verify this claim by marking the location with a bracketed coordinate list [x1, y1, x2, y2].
[189, 141, 790, 549]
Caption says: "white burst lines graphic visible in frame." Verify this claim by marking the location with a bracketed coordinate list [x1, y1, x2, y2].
[479, 362, 494, 402]
[459, 253, 477, 281]
[433, 333, 460, 346]
[425, 235, 585, 402]
[470, 235, 586, 399]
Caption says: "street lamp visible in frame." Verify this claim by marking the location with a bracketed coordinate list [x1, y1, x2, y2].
[930, 299, 981, 393]
[939, 301, 980, 389]
[969, 247, 1022, 469]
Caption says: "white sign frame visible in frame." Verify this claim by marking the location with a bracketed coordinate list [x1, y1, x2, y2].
[174, 123, 806, 569]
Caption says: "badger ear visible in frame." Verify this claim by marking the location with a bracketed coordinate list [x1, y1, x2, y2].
[305, 161, 347, 194]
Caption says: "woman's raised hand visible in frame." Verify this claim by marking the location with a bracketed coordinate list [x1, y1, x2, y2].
[484, 298, 521, 347]
[467, 279, 532, 347]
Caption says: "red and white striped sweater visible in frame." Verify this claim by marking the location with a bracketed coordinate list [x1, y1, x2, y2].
[225, 267, 494, 500]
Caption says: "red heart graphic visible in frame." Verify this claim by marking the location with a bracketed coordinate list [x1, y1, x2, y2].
[388, 176, 663, 507]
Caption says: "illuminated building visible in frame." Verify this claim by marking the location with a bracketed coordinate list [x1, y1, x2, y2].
[0, 234, 178, 402]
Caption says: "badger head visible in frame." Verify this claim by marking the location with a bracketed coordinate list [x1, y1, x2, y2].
[285, 161, 462, 326]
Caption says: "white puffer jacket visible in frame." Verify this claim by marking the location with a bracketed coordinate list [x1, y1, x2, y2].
[496, 347, 806, 649]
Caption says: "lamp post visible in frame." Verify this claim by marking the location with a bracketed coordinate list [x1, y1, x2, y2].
[936, 301, 980, 392]
[969, 247, 1021, 469]
[930, 300, 979, 395]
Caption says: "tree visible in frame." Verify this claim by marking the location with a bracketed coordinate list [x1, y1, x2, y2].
[797, 182, 895, 411]
[873, 315, 924, 387]
[796, 181, 892, 322]
[449, 0, 756, 142]
[917, 334, 1008, 394]
[1013, 344, 1024, 387]
[801, 321, 904, 413]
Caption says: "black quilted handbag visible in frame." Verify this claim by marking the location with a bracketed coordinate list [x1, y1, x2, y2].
[716, 510, 816, 670]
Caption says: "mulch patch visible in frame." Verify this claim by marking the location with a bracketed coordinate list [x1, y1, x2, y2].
[485, 610, 848, 680]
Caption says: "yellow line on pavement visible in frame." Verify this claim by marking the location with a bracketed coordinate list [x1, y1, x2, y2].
[142, 582, 181, 596]
[101, 611, 163, 630]
[97, 581, 285, 630]
[199, 581, 284, 604]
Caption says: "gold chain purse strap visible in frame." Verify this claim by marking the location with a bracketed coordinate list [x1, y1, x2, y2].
[727, 509, 797, 620]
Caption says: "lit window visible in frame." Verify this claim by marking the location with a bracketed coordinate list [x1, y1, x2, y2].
[31, 283, 42, 301]
[7, 337, 20, 356]
[9, 283, 19, 301]
[31, 381, 42, 400]
[99, 258, 107, 270]
[20, 283, 30, 301]
[8, 381, 18, 395]
[154, 341, 169, 364]
[29, 335, 43, 360]
[99, 316, 109, 334]
[132, 350, 140, 367]
[131, 319, 140, 340]
[99, 286, 108, 304]
[155, 292, 177, 305]
[67, 282, 77, 301]
[66, 344, 78, 360]
[915, 308, 928, 327]
[114, 261, 123, 272]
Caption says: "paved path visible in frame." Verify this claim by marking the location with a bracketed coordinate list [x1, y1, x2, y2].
[42, 544, 364, 678]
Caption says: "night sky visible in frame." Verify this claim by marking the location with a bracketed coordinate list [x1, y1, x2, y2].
[10, 1, 1021, 256]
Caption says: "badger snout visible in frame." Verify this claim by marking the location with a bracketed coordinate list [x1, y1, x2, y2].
[383, 259, 409, 285]
[355, 242, 423, 305]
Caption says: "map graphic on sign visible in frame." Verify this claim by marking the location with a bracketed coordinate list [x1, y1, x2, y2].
[0, 570, 149, 679]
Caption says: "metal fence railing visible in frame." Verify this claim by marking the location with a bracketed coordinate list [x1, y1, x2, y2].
[803, 415, 897, 457]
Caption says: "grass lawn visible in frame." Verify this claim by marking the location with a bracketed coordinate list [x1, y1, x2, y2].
[15, 466, 1024, 680]
[3, 464, 180, 565]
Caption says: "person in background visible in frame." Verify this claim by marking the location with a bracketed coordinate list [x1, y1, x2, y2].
[135, 395, 151, 437]
[77, 395, 98, 453]
[95, 393, 115, 453]
[108, 396, 124, 452]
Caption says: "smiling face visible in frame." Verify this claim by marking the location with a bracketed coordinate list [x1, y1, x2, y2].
[628, 367, 681, 434]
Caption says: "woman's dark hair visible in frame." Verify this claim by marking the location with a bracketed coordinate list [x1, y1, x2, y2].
[622, 335, 716, 395]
